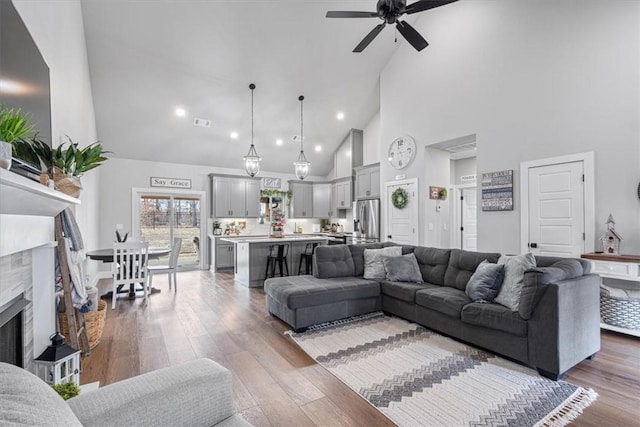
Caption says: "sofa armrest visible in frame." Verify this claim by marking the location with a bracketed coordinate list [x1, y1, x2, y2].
[527, 274, 601, 377]
[68, 358, 235, 427]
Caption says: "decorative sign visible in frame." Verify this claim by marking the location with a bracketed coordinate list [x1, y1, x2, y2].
[262, 177, 281, 189]
[481, 170, 513, 211]
[460, 174, 477, 182]
[429, 186, 447, 200]
[395, 174, 406, 180]
[150, 177, 192, 189]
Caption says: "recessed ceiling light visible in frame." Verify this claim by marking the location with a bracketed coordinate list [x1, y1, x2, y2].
[175, 107, 186, 117]
[230, 131, 239, 139]
[315, 145, 322, 152]
[276, 139, 283, 146]
[336, 112, 345, 120]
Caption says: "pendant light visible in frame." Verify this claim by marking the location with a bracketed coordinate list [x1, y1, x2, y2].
[293, 95, 310, 180]
[243, 83, 261, 177]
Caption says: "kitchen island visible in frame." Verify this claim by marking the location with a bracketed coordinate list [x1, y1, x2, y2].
[221, 235, 329, 287]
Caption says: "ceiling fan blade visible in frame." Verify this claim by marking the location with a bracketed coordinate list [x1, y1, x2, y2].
[353, 23, 386, 53]
[404, 0, 458, 15]
[396, 21, 429, 51]
[326, 11, 379, 18]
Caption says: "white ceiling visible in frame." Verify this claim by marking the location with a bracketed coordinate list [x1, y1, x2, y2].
[81, 0, 429, 176]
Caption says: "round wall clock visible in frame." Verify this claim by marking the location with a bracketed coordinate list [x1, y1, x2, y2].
[388, 135, 416, 169]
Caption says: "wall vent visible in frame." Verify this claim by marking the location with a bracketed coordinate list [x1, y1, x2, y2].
[193, 118, 211, 128]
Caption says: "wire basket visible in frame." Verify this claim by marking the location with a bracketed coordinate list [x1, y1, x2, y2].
[600, 289, 640, 330]
[59, 299, 107, 350]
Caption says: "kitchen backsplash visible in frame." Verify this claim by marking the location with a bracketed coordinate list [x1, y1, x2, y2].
[208, 212, 353, 236]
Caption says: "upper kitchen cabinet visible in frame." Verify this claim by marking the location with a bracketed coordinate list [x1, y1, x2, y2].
[289, 181, 313, 218]
[210, 174, 261, 218]
[355, 163, 380, 199]
[313, 183, 333, 218]
[332, 178, 352, 210]
[333, 129, 363, 180]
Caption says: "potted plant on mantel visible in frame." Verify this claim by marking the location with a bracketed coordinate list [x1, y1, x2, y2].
[30, 136, 110, 198]
[0, 106, 35, 170]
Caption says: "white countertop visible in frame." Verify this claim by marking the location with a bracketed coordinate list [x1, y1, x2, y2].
[221, 235, 330, 244]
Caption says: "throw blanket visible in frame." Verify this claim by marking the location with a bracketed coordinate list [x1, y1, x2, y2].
[56, 209, 90, 312]
[61, 207, 84, 251]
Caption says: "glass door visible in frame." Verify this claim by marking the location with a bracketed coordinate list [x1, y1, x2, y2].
[137, 193, 203, 268]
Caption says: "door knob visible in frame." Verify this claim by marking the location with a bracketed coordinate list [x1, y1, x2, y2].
[530, 243, 538, 248]
[387, 235, 392, 239]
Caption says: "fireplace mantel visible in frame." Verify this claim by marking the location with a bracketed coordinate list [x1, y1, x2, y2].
[0, 168, 79, 217]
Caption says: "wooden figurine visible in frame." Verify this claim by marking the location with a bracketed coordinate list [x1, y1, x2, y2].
[600, 214, 622, 255]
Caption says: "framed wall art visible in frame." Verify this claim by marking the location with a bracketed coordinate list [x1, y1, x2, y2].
[481, 170, 513, 211]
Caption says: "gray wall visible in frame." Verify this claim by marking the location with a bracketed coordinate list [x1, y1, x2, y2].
[379, 0, 640, 254]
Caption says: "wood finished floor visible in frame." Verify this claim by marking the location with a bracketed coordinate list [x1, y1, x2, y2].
[83, 271, 640, 426]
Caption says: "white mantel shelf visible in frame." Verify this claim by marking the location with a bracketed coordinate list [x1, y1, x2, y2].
[0, 168, 79, 216]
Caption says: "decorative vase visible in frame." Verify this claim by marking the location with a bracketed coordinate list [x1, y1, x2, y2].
[52, 167, 83, 198]
[0, 141, 11, 170]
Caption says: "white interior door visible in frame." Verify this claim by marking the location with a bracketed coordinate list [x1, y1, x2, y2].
[385, 180, 418, 245]
[528, 161, 585, 257]
[461, 187, 477, 251]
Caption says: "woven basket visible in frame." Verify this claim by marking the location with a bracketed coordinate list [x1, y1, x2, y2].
[600, 291, 640, 330]
[59, 299, 107, 350]
[52, 168, 83, 198]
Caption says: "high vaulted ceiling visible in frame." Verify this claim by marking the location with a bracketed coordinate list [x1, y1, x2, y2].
[81, 0, 429, 176]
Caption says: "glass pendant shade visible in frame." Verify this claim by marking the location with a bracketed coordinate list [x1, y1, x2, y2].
[244, 83, 261, 177]
[243, 144, 261, 177]
[294, 150, 310, 180]
[294, 95, 309, 180]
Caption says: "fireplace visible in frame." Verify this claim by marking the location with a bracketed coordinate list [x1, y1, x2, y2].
[0, 297, 29, 367]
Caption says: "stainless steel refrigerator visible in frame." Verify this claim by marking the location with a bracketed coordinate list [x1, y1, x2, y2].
[353, 199, 380, 242]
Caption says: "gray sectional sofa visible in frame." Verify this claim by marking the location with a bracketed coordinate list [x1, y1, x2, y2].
[265, 243, 601, 380]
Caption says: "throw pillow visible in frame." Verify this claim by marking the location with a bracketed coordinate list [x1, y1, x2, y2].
[465, 260, 505, 303]
[495, 252, 536, 311]
[383, 253, 424, 283]
[363, 246, 402, 279]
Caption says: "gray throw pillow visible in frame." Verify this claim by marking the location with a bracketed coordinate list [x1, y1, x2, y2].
[383, 253, 424, 283]
[465, 260, 505, 303]
[495, 252, 536, 311]
[363, 246, 402, 279]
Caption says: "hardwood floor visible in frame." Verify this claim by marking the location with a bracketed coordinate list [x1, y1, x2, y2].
[82, 271, 639, 426]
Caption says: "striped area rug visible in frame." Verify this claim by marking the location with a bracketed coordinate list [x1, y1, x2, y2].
[287, 313, 597, 427]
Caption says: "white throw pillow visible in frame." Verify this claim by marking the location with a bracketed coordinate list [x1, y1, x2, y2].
[363, 246, 402, 279]
[494, 252, 536, 311]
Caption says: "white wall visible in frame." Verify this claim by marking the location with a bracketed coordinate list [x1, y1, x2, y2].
[452, 157, 477, 186]
[379, 0, 640, 254]
[363, 111, 381, 165]
[12, 0, 100, 261]
[424, 148, 451, 247]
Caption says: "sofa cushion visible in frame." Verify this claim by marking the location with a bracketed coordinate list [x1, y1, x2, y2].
[465, 260, 504, 302]
[313, 245, 355, 278]
[0, 362, 82, 426]
[412, 247, 451, 286]
[383, 253, 423, 283]
[444, 249, 501, 291]
[415, 287, 471, 319]
[519, 259, 588, 320]
[363, 246, 402, 279]
[462, 303, 528, 337]
[348, 243, 386, 276]
[381, 281, 440, 303]
[495, 252, 537, 311]
[264, 275, 380, 309]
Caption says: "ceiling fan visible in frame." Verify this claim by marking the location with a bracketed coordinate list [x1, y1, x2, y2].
[326, 0, 458, 53]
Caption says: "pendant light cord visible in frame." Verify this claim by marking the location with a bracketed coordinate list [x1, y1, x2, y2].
[299, 95, 304, 152]
[250, 84, 255, 146]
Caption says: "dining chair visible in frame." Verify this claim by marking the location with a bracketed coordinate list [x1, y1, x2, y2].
[111, 240, 149, 309]
[148, 237, 182, 291]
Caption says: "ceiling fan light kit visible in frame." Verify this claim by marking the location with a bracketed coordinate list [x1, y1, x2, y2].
[243, 83, 261, 177]
[293, 95, 310, 180]
[326, 0, 458, 52]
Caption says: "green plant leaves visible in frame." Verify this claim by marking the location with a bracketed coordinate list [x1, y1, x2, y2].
[0, 107, 35, 143]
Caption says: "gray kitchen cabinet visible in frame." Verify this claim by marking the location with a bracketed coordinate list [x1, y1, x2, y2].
[289, 181, 313, 218]
[313, 183, 332, 218]
[213, 237, 235, 271]
[211, 175, 261, 218]
[355, 163, 380, 199]
[333, 179, 352, 210]
[333, 129, 363, 179]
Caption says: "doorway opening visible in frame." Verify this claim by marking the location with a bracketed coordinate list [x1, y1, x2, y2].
[132, 188, 207, 270]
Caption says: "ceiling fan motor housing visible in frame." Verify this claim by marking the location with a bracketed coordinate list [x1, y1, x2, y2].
[378, 0, 407, 23]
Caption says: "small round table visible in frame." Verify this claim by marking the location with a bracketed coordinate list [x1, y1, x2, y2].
[87, 248, 171, 299]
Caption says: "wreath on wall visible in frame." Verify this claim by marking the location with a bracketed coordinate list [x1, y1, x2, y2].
[391, 188, 408, 209]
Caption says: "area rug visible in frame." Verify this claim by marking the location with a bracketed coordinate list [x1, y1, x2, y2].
[287, 313, 597, 427]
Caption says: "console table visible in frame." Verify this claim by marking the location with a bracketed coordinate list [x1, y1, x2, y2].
[581, 253, 640, 337]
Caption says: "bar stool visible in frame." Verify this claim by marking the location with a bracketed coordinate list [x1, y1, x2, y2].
[297, 242, 318, 275]
[265, 244, 289, 279]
